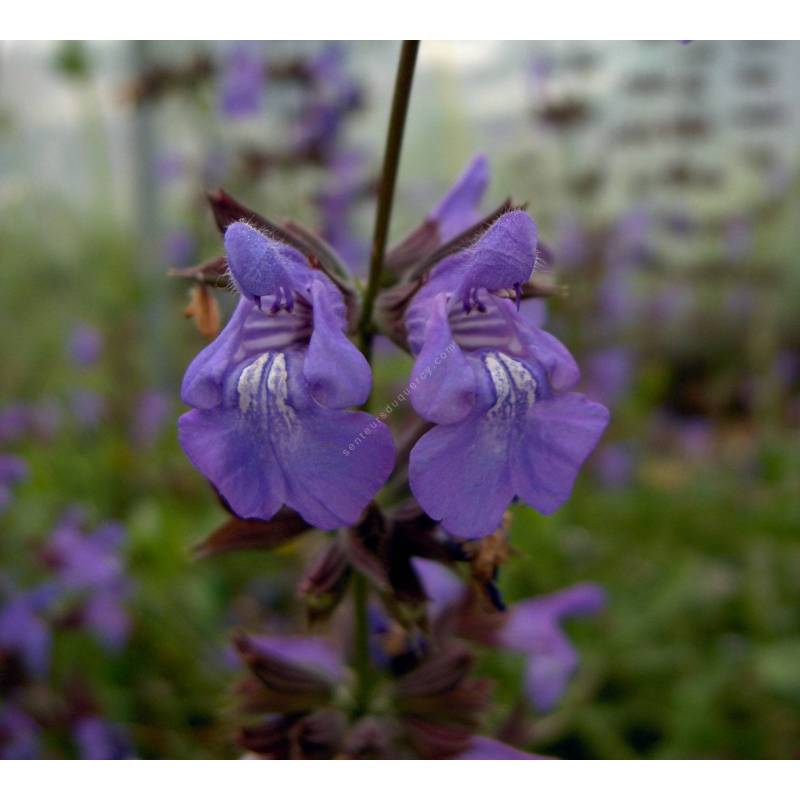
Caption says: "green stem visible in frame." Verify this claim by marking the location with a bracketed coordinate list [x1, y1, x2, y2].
[351, 40, 419, 718]
[358, 40, 420, 363]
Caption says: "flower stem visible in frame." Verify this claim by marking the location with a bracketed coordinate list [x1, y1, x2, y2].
[351, 40, 419, 718]
[358, 40, 420, 363]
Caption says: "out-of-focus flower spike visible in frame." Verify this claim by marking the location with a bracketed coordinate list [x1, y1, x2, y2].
[456, 736, 542, 760]
[233, 631, 344, 714]
[192, 509, 311, 559]
[237, 710, 346, 759]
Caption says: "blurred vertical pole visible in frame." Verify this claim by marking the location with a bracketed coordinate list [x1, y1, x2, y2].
[130, 40, 170, 391]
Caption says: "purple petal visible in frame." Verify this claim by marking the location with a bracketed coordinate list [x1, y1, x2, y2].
[523, 638, 578, 712]
[224, 222, 309, 306]
[0, 594, 51, 676]
[457, 736, 541, 760]
[408, 294, 477, 424]
[412, 558, 465, 619]
[452, 211, 537, 305]
[74, 716, 133, 760]
[246, 636, 344, 683]
[218, 41, 265, 119]
[409, 365, 513, 540]
[410, 353, 607, 538]
[511, 392, 609, 515]
[304, 280, 370, 408]
[430, 155, 490, 242]
[83, 591, 130, 649]
[179, 351, 394, 529]
[500, 583, 605, 711]
[182, 298, 310, 409]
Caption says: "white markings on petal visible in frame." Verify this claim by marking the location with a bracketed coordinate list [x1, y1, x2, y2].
[266, 352, 296, 430]
[238, 353, 272, 414]
[236, 352, 298, 433]
[484, 353, 512, 421]
[497, 352, 537, 406]
[484, 351, 537, 422]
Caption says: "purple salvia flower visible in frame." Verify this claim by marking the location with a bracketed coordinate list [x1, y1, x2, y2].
[46, 518, 126, 591]
[584, 347, 633, 408]
[68, 324, 103, 367]
[315, 151, 368, 273]
[414, 559, 605, 712]
[162, 229, 197, 267]
[218, 41, 266, 119]
[499, 583, 606, 712]
[82, 590, 131, 650]
[429, 155, 490, 243]
[45, 518, 130, 648]
[555, 214, 589, 269]
[73, 716, 133, 760]
[405, 211, 608, 539]
[0, 404, 30, 446]
[178, 222, 395, 529]
[593, 443, 634, 489]
[457, 736, 541, 760]
[0, 583, 58, 676]
[132, 390, 171, 447]
[0, 703, 40, 760]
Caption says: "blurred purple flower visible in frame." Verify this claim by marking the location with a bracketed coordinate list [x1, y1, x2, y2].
[315, 151, 368, 272]
[0, 405, 30, 446]
[555, 215, 589, 269]
[0, 703, 40, 760]
[724, 215, 752, 263]
[133, 390, 171, 447]
[414, 560, 606, 712]
[70, 390, 106, 429]
[178, 222, 395, 529]
[406, 210, 608, 539]
[73, 716, 133, 760]
[499, 583, 606, 712]
[154, 152, 185, 184]
[44, 518, 131, 649]
[592, 443, 634, 489]
[68, 324, 103, 367]
[429, 155, 489, 243]
[293, 45, 360, 159]
[218, 42, 266, 118]
[0, 583, 58, 676]
[162, 229, 197, 268]
[674, 417, 714, 459]
[46, 518, 126, 591]
[584, 347, 634, 407]
[458, 736, 541, 760]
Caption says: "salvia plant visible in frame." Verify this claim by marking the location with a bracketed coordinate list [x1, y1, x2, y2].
[176, 42, 610, 759]
[0, 509, 133, 759]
